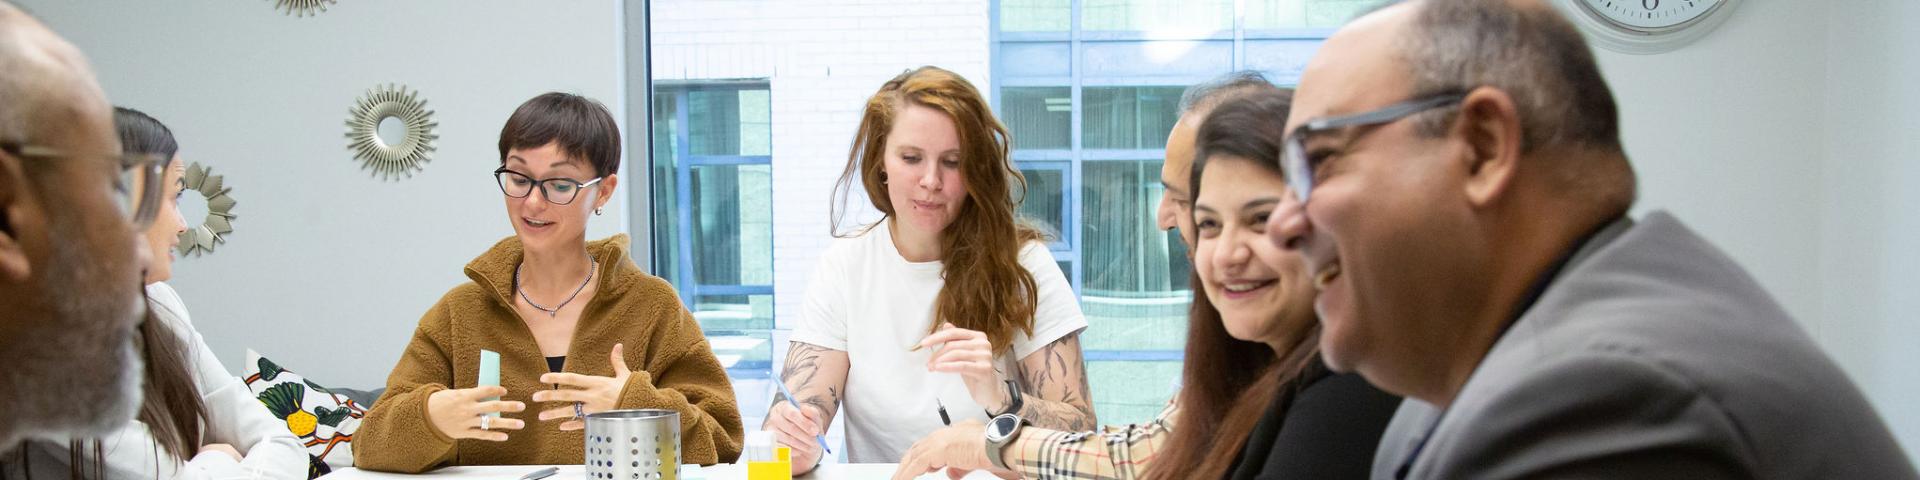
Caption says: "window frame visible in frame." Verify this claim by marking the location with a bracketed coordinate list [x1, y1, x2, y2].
[653, 82, 776, 309]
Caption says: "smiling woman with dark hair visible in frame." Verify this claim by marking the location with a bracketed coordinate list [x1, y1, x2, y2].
[891, 88, 1399, 480]
[354, 92, 743, 472]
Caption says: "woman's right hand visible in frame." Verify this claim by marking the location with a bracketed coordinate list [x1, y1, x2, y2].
[426, 386, 526, 441]
[763, 400, 826, 475]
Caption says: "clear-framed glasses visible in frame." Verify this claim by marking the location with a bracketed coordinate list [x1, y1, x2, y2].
[1, 142, 169, 228]
[494, 167, 603, 205]
[1279, 91, 1468, 204]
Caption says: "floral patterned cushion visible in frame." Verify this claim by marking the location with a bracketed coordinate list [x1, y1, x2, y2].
[242, 350, 368, 479]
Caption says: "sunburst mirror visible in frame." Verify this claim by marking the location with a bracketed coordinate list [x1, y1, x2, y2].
[177, 162, 237, 257]
[269, 0, 335, 17]
[344, 84, 438, 180]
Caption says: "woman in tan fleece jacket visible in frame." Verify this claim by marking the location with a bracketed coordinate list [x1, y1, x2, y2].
[354, 93, 743, 472]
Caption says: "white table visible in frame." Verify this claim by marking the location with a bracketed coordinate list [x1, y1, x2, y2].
[323, 464, 997, 480]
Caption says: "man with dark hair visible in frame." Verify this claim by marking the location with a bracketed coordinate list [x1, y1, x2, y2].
[1159, 70, 1282, 247]
[0, 0, 156, 452]
[1269, 0, 1917, 478]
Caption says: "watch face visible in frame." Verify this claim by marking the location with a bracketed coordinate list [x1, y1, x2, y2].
[1578, 0, 1723, 32]
[990, 415, 1019, 438]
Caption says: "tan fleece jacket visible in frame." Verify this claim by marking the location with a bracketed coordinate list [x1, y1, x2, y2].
[354, 234, 743, 472]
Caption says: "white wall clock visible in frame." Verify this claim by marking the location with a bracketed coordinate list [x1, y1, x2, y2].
[1557, 0, 1741, 55]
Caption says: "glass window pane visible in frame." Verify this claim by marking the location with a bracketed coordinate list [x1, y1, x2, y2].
[1002, 87, 1072, 151]
[1083, 86, 1182, 150]
[1246, 0, 1390, 29]
[687, 90, 740, 156]
[737, 89, 772, 156]
[1001, 0, 1071, 32]
[1087, 360, 1182, 423]
[650, 94, 681, 282]
[693, 294, 774, 333]
[1082, 160, 1187, 294]
[1016, 166, 1066, 238]
[685, 88, 772, 157]
[1080, 159, 1191, 350]
[690, 164, 774, 288]
[1083, 0, 1232, 32]
[698, 324, 771, 418]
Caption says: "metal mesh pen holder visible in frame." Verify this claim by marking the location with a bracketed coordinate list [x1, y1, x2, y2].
[585, 409, 681, 480]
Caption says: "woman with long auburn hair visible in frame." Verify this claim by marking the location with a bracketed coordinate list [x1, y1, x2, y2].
[890, 89, 1399, 480]
[763, 66, 1094, 474]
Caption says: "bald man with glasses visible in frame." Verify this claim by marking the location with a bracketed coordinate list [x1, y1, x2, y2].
[0, 1, 168, 453]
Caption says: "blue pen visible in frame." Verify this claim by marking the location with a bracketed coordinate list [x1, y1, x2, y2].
[774, 379, 832, 455]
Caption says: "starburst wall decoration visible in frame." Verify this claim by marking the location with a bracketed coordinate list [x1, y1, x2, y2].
[178, 162, 237, 258]
[344, 84, 438, 180]
[269, 0, 335, 17]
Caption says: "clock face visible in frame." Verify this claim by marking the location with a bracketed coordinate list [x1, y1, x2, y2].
[1578, 0, 1725, 32]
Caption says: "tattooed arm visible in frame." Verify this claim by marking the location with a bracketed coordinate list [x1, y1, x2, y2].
[1012, 332, 1097, 431]
[763, 341, 849, 474]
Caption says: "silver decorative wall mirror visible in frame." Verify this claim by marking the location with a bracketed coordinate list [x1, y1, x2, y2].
[177, 162, 236, 257]
[345, 84, 438, 180]
[270, 0, 335, 17]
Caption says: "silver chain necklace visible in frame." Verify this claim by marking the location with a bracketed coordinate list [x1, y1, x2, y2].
[514, 252, 597, 318]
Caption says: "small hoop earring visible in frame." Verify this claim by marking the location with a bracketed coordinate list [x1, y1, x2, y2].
[594, 208, 604, 216]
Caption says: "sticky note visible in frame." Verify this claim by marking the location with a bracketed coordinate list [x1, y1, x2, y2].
[479, 349, 501, 417]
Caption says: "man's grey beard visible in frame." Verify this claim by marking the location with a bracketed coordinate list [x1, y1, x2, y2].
[0, 216, 144, 451]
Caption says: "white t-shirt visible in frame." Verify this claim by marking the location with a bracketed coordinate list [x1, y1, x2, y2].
[791, 222, 1088, 463]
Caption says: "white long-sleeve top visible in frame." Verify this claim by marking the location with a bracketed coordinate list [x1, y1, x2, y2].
[27, 282, 308, 480]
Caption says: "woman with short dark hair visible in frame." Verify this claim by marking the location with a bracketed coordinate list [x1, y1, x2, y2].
[354, 93, 744, 472]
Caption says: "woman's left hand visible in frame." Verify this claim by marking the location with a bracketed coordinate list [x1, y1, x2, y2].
[533, 343, 632, 431]
[919, 323, 1010, 414]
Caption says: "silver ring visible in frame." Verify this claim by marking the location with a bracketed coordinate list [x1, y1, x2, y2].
[479, 415, 491, 431]
[574, 402, 585, 420]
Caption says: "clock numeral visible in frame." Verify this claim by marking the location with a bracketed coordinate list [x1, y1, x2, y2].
[1642, 0, 1659, 9]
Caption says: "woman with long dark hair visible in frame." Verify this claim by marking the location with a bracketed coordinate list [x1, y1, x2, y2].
[892, 89, 1399, 480]
[13, 108, 307, 480]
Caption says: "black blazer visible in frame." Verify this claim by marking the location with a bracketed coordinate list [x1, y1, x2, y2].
[1226, 358, 1401, 480]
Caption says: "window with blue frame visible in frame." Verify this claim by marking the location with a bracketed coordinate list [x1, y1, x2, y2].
[993, 0, 1386, 423]
[649, 83, 776, 394]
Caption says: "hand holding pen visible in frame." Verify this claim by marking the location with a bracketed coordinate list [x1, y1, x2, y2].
[765, 380, 831, 475]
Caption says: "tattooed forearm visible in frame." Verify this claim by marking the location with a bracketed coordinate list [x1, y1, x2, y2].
[772, 341, 850, 426]
[1015, 333, 1097, 430]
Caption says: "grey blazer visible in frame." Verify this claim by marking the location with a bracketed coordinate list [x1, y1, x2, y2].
[1373, 211, 1916, 479]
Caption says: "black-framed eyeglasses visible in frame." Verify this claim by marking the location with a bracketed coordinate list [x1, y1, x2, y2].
[494, 167, 604, 205]
[1279, 91, 1467, 203]
[1, 142, 170, 228]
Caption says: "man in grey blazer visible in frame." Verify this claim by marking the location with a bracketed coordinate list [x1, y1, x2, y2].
[1266, 0, 1916, 478]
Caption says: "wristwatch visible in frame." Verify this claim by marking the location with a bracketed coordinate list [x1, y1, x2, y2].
[992, 379, 1023, 417]
[983, 412, 1025, 470]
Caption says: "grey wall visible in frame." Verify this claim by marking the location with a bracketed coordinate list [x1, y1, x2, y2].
[1821, 0, 1920, 462]
[1581, 0, 1919, 459]
[19, 0, 631, 389]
